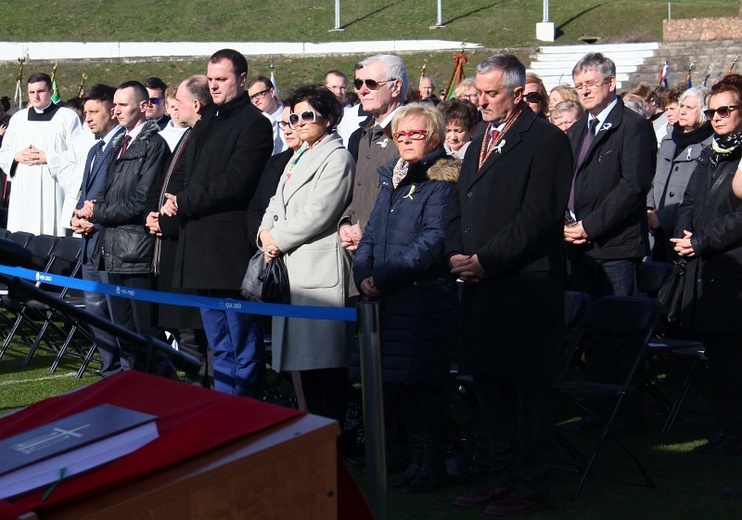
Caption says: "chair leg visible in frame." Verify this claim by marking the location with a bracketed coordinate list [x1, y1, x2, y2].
[662, 356, 702, 435]
[0, 314, 25, 358]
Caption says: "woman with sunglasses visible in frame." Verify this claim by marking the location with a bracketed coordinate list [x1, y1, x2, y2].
[671, 74, 742, 456]
[354, 103, 459, 493]
[647, 86, 713, 262]
[258, 85, 354, 426]
[525, 72, 549, 118]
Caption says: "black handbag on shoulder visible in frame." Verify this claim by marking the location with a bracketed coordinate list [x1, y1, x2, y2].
[240, 250, 289, 303]
[657, 259, 687, 324]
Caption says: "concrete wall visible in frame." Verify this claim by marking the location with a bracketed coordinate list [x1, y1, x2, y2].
[663, 17, 742, 41]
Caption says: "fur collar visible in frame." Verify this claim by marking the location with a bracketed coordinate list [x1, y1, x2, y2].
[427, 158, 461, 183]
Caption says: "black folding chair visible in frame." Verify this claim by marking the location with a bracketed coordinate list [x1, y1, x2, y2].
[17, 237, 91, 373]
[555, 296, 662, 499]
[0, 234, 60, 357]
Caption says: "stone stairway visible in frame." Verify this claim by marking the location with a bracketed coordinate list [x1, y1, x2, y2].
[527, 42, 659, 91]
[527, 39, 742, 92]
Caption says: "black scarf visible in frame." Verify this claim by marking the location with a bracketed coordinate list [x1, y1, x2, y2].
[671, 121, 714, 159]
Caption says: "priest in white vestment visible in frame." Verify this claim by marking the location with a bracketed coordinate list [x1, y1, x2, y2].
[0, 73, 81, 236]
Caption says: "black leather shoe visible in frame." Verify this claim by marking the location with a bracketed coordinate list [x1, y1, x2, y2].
[453, 486, 512, 508]
[483, 493, 550, 517]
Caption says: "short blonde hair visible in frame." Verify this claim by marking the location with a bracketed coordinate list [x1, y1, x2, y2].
[391, 102, 446, 150]
[453, 78, 477, 99]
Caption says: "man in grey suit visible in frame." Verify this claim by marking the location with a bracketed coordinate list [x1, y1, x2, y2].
[70, 83, 124, 377]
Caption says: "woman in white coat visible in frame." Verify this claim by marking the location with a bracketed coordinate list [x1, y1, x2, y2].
[259, 85, 355, 425]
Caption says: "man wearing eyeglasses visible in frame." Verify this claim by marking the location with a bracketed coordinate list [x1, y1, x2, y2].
[143, 77, 171, 131]
[340, 54, 409, 258]
[565, 53, 656, 300]
[247, 76, 286, 155]
[161, 49, 273, 399]
[564, 53, 656, 438]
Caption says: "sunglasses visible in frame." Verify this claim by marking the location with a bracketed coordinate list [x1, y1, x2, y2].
[392, 129, 427, 142]
[354, 78, 392, 91]
[703, 105, 740, 120]
[149, 97, 162, 105]
[524, 92, 543, 104]
[288, 110, 321, 129]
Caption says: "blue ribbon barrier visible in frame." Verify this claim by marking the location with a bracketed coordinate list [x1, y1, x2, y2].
[0, 264, 357, 323]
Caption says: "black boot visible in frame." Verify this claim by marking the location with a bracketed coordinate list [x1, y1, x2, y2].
[389, 434, 423, 488]
[404, 432, 448, 493]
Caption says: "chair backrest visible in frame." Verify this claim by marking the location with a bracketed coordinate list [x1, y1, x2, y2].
[637, 261, 674, 297]
[47, 237, 82, 278]
[565, 291, 592, 333]
[8, 231, 33, 248]
[25, 234, 60, 272]
[561, 296, 662, 382]
[0, 228, 10, 240]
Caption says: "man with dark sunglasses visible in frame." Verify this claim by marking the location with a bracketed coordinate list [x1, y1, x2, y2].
[143, 76, 170, 130]
[341, 54, 409, 258]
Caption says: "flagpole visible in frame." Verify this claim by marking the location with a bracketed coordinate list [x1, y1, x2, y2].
[14, 57, 25, 111]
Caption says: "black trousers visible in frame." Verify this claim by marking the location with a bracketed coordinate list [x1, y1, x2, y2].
[474, 375, 555, 500]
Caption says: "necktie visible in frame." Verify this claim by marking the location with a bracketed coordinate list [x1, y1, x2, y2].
[575, 118, 598, 172]
[478, 126, 502, 169]
[569, 119, 599, 212]
[90, 140, 105, 173]
[119, 135, 132, 158]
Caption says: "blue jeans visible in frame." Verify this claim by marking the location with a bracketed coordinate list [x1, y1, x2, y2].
[569, 256, 639, 299]
[200, 306, 265, 398]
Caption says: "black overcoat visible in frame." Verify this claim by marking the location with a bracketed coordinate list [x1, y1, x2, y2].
[445, 108, 572, 379]
[171, 93, 273, 291]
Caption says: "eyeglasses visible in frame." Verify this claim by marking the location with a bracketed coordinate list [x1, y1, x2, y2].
[392, 129, 427, 142]
[354, 78, 392, 91]
[573, 79, 608, 91]
[703, 105, 740, 120]
[278, 121, 291, 130]
[524, 92, 543, 104]
[249, 88, 271, 103]
[288, 110, 321, 129]
[149, 97, 162, 105]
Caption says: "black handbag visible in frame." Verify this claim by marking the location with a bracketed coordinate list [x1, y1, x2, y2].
[240, 250, 289, 303]
[657, 259, 687, 324]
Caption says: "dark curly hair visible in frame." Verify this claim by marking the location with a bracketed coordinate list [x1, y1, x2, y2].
[288, 84, 343, 129]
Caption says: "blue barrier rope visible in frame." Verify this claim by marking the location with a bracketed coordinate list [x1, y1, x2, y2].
[0, 264, 357, 323]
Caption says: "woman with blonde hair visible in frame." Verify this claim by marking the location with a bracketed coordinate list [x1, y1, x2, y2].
[354, 102, 460, 493]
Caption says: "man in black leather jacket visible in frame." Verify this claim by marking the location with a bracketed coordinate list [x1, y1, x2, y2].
[79, 80, 171, 368]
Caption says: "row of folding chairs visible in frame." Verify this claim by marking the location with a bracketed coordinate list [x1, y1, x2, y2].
[0, 230, 100, 378]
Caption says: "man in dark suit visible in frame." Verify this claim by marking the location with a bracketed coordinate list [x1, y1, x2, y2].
[160, 49, 273, 398]
[565, 52, 656, 298]
[70, 83, 125, 377]
[446, 54, 572, 516]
